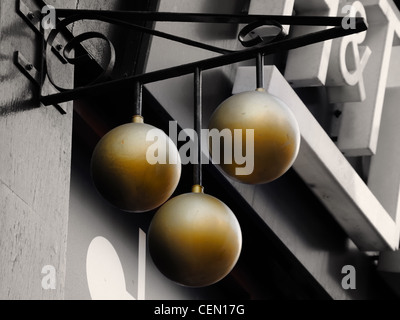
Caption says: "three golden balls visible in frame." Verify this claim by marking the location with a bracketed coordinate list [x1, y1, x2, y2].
[90, 87, 301, 287]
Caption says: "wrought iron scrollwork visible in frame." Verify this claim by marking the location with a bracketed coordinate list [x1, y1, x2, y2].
[238, 20, 286, 47]
[45, 14, 117, 92]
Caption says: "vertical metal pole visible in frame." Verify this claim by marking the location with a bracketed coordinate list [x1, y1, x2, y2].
[194, 67, 203, 188]
[39, 13, 46, 101]
[134, 81, 143, 116]
[256, 52, 265, 89]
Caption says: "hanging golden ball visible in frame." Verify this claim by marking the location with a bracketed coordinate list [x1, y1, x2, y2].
[148, 187, 242, 287]
[208, 89, 300, 184]
[91, 116, 182, 213]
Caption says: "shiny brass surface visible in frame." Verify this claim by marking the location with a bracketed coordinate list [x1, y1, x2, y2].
[209, 90, 300, 184]
[191, 184, 204, 194]
[91, 120, 181, 213]
[132, 115, 144, 123]
[148, 192, 242, 287]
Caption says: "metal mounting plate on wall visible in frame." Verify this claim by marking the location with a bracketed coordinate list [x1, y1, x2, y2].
[18, 0, 41, 32]
[14, 51, 41, 87]
[17, 0, 67, 64]
[14, 52, 67, 115]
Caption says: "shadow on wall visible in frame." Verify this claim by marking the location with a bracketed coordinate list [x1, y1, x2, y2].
[0, 39, 42, 116]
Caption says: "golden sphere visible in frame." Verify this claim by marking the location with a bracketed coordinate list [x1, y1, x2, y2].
[91, 117, 181, 213]
[148, 189, 242, 287]
[208, 89, 300, 184]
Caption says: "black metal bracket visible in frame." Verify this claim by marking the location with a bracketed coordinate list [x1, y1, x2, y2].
[16, 4, 368, 113]
[13, 50, 67, 115]
[18, 0, 41, 32]
[17, 0, 67, 64]
[14, 51, 41, 87]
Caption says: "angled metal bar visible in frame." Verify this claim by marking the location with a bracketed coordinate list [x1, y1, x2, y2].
[40, 17, 367, 106]
[55, 9, 364, 27]
[61, 14, 236, 55]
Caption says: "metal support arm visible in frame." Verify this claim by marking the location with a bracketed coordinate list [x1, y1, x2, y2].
[23, 7, 367, 107]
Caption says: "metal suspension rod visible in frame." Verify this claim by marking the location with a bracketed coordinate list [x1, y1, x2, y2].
[256, 53, 264, 89]
[134, 82, 143, 117]
[194, 67, 203, 188]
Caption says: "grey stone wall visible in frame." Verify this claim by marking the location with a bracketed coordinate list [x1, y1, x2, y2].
[0, 0, 75, 299]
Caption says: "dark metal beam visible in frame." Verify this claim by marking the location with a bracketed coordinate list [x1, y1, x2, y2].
[55, 9, 364, 27]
